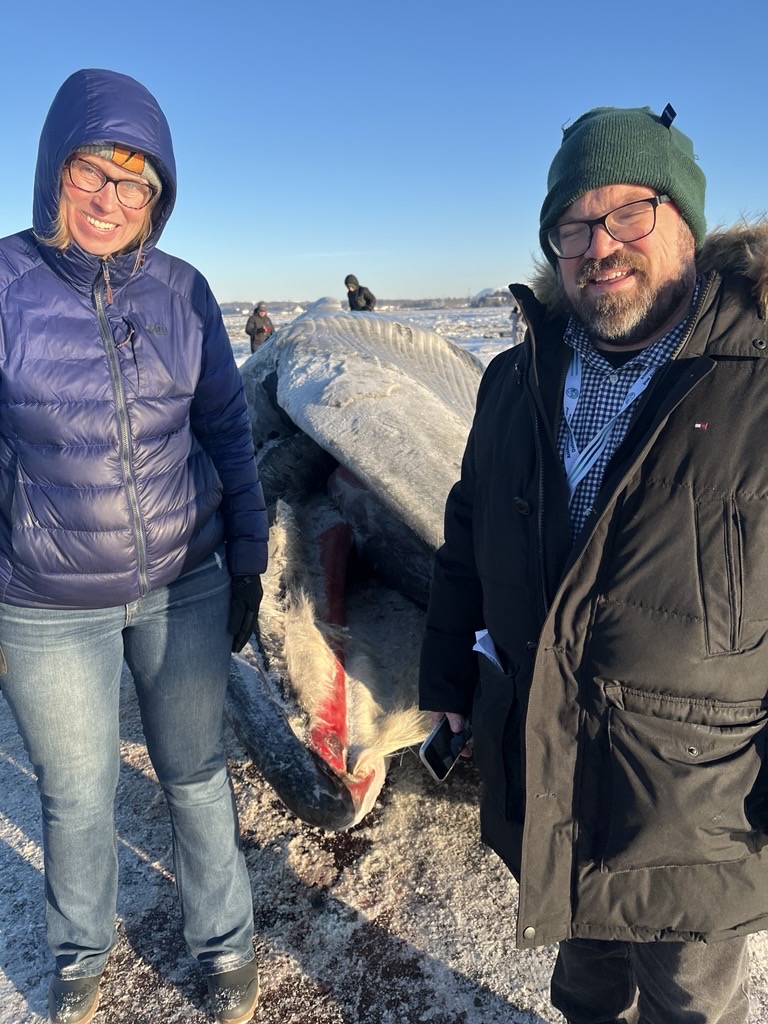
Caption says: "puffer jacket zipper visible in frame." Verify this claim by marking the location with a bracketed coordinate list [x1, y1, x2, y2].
[94, 260, 149, 596]
[102, 257, 114, 305]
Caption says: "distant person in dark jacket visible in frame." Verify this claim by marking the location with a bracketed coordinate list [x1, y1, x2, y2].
[344, 274, 376, 311]
[245, 301, 274, 352]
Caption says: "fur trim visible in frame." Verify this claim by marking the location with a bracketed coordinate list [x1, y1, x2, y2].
[529, 254, 565, 319]
[697, 222, 768, 318]
[528, 221, 768, 321]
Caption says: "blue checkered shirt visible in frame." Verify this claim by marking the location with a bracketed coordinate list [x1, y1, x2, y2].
[557, 283, 699, 537]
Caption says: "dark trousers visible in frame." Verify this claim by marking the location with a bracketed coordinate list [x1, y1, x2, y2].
[551, 937, 750, 1024]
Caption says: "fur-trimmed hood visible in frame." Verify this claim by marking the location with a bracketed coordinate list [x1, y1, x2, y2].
[524, 222, 768, 322]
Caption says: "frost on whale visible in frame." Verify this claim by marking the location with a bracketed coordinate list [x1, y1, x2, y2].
[226, 299, 485, 828]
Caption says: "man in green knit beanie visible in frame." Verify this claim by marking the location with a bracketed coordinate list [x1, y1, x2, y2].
[421, 102, 768, 1024]
[540, 105, 707, 259]
[538, 103, 705, 350]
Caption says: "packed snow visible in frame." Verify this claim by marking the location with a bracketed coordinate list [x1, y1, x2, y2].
[3, 303, 768, 1023]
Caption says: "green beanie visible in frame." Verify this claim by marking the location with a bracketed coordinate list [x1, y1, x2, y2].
[539, 105, 706, 266]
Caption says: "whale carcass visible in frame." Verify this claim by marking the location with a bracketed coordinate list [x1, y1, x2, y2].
[226, 299, 485, 828]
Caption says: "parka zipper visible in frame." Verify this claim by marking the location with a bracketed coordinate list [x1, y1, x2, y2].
[94, 261, 149, 596]
[670, 271, 716, 359]
[518, 333, 567, 620]
[529, 386, 551, 618]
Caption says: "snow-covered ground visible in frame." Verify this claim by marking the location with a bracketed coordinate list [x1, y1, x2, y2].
[3, 305, 768, 1023]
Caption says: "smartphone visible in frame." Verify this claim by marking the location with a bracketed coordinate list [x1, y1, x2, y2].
[419, 714, 472, 783]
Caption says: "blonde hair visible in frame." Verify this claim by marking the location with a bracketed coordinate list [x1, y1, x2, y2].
[38, 183, 157, 272]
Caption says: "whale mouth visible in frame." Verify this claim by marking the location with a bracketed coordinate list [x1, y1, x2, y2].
[227, 492, 428, 830]
[226, 656, 358, 831]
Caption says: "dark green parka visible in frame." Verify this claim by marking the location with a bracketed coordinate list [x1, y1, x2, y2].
[419, 225, 768, 949]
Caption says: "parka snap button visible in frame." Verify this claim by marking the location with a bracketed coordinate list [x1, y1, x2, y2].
[687, 746, 700, 757]
[513, 497, 531, 515]
[753, 339, 767, 350]
[526, 641, 538, 652]
[523, 926, 536, 940]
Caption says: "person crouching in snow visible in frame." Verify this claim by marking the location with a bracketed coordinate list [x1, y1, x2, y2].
[344, 273, 376, 311]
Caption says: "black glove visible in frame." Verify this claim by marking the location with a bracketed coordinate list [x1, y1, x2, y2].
[228, 574, 263, 653]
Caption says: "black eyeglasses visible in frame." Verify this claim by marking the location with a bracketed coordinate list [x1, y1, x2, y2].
[66, 156, 158, 210]
[544, 195, 672, 259]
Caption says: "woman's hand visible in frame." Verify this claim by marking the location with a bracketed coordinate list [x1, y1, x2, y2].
[228, 575, 263, 653]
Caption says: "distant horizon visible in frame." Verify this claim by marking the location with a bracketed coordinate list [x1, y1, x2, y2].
[220, 291, 514, 310]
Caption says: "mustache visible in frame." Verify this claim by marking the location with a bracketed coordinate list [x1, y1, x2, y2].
[576, 252, 646, 289]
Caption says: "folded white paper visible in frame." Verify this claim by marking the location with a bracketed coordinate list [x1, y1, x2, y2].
[473, 629, 503, 671]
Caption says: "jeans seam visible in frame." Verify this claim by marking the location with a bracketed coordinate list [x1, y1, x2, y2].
[170, 815, 184, 923]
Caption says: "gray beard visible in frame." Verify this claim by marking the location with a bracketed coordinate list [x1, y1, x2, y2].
[560, 253, 696, 347]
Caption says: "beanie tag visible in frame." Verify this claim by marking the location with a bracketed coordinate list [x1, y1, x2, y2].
[660, 103, 676, 128]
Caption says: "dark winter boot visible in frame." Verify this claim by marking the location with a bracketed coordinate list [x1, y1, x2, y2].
[48, 973, 102, 1023]
[207, 959, 260, 1024]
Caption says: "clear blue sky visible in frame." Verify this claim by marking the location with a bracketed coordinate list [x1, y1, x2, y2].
[1, 1, 766, 302]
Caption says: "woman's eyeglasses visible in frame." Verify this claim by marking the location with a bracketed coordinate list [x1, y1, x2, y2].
[66, 156, 158, 210]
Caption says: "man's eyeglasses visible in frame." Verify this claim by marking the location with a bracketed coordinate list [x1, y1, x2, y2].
[65, 156, 158, 210]
[544, 195, 672, 260]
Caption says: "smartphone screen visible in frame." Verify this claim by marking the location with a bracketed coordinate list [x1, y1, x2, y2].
[419, 715, 471, 782]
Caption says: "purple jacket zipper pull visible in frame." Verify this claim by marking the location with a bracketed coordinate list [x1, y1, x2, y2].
[102, 258, 113, 305]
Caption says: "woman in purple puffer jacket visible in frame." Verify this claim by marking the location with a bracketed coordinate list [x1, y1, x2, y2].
[0, 69, 266, 1024]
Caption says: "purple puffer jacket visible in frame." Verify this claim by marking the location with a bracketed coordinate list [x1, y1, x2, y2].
[0, 69, 267, 608]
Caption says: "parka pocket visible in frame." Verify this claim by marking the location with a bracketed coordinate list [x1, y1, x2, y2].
[600, 682, 768, 872]
[695, 495, 743, 654]
[472, 652, 523, 821]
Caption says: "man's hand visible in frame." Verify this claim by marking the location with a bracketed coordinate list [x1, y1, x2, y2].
[431, 711, 473, 757]
[228, 575, 263, 653]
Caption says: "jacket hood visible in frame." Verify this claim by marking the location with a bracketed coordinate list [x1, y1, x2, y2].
[525, 222, 768, 322]
[33, 68, 177, 249]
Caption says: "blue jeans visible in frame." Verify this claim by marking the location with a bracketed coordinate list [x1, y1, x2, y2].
[552, 936, 750, 1024]
[0, 548, 254, 980]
